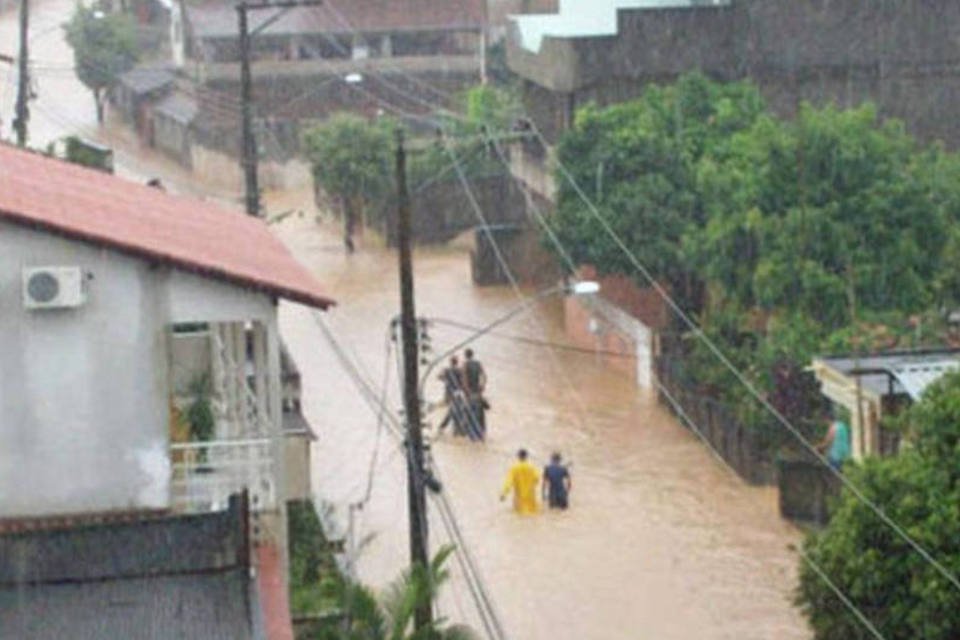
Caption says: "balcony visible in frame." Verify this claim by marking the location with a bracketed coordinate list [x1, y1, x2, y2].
[170, 437, 275, 512]
[168, 322, 315, 514]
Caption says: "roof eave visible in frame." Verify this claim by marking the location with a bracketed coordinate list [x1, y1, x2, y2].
[0, 209, 336, 311]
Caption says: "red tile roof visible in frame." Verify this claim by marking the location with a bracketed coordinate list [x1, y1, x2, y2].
[0, 144, 334, 309]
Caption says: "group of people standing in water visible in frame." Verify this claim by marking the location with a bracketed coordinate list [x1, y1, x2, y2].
[436, 350, 572, 514]
[437, 349, 489, 441]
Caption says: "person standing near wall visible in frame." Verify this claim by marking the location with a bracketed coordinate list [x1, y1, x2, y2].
[817, 411, 851, 470]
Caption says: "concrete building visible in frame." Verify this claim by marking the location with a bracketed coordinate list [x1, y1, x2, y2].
[170, 0, 485, 156]
[507, 0, 960, 146]
[0, 142, 332, 519]
[0, 143, 334, 634]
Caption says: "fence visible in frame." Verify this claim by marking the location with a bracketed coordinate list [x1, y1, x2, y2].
[656, 355, 775, 485]
[776, 454, 841, 526]
[170, 438, 275, 513]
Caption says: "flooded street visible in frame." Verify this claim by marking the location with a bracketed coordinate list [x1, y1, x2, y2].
[272, 200, 810, 639]
[1, 2, 809, 636]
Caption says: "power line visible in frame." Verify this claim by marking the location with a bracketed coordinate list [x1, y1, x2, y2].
[312, 311, 508, 639]
[527, 118, 960, 593]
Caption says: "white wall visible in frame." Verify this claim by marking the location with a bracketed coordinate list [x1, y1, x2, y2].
[0, 221, 277, 517]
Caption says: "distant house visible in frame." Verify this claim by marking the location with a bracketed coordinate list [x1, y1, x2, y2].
[507, 0, 960, 147]
[112, 66, 176, 139]
[0, 143, 334, 635]
[152, 90, 199, 166]
[156, 0, 486, 166]
[810, 349, 960, 460]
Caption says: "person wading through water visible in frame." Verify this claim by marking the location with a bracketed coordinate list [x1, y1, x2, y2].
[542, 452, 572, 510]
[500, 449, 540, 515]
[437, 355, 467, 435]
[462, 348, 488, 441]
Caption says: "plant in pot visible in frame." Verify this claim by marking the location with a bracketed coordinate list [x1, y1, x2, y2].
[186, 374, 216, 469]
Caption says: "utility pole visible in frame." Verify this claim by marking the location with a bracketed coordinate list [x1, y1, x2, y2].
[237, 4, 259, 217]
[13, 0, 29, 147]
[479, 0, 488, 85]
[395, 128, 432, 631]
[236, 0, 324, 217]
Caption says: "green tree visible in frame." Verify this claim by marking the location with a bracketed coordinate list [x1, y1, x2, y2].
[64, 5, 138, 123]
[797, 371, 960, 639]
[551, 73, 766, 309]
[303, 113, 394, 243]
[314, 545, 479, 640]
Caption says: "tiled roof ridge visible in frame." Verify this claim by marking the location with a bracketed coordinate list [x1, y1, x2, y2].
[0, 142, 334, 310]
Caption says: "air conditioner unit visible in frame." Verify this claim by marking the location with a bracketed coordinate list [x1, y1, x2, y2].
[22, 266, 88, 310]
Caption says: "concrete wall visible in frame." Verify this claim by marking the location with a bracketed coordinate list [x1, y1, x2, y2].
[561, 266, 669, 388]
[509, 0, 960, 147]
[0, 222, 171, 517]
[0, 221, 277, 518]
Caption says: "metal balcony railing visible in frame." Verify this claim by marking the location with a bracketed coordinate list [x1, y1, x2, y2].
[170, 438, 275, 513]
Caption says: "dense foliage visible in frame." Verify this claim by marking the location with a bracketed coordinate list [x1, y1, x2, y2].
[552, 73, 960, 444]
[797, 372, 960, 639]
[303, 113, 395, 233]
[304, 86, 520, 233]
[287, 503, 478, 640]
[64, 5, 138, 123]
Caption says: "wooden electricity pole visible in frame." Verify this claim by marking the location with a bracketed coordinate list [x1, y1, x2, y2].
[236, 0, 323, 217]
[394, 128, 432, 631]
[236, 3, 259, 217]
[14, 0, 29, 147]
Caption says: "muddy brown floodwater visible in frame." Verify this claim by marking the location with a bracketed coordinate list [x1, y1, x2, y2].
[0, 3, 808, 633]
[272, 192, 810, 640]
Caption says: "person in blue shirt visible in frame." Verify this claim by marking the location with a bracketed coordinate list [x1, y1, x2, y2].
[817, 412, 851, 471]
[542, 452, 572, 510]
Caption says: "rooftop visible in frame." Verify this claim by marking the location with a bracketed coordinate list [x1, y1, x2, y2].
[510, 0, 729, 52]
[117, 66, 175, 96]
[814, 349, 960, 400]
[0, 495, 262, 640]
[154, 91, 199, 124]
[0, 143, 333, 309]
[186, 0, 485, 39]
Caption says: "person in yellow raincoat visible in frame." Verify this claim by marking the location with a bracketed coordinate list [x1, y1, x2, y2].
[500, 449, 540, 514]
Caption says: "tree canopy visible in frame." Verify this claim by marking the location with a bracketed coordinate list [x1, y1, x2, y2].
[551, 73, 960, 443]
[64, 6, 138, 123]
[797, 371, 960, 639]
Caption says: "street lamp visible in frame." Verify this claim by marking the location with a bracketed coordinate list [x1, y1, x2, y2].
[418, 280, 601, 392]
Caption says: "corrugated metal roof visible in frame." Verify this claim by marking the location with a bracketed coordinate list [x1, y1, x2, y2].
[154, 91, 199, 124]
[889, 360, 960, 400]
[0, 497, 261, 639]
[118, 66, 175, 95]
[0, 143, 334, 310]
[815, 351, 960, 400]
[0, 570, 256, 640]
[511, 0, 730, 52]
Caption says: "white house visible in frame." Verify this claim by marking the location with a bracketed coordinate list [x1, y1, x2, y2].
[0, 143, 333, 525]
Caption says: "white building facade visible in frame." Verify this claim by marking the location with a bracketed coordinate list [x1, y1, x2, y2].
[0, 144, 332, 521]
